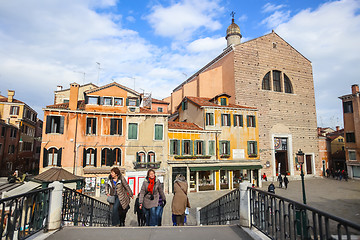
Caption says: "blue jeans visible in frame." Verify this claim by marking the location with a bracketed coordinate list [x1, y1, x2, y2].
[112, 196, 120, 226]
[156, 206, 164, 226]
[143, 207, 157, 226]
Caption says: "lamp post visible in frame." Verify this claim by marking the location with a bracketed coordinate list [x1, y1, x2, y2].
[296, 149, 306, 204]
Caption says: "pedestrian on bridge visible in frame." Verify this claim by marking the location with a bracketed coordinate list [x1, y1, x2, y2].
[106, 167, 134, 227]
[139, 169, 166, 226]
[172, 174, 190, 226]
[283, 175, 289, 189]
[277, 174, 283, 188]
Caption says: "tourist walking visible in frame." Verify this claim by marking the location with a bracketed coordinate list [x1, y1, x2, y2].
[106, 167, 134, 227]
[268, 182, 275, 194]
[139, 169, 166, 226]
[283, 175, 289, 189]
[262, 173, 268, 181]
[278, 174, 283, 188]
[172, 174, 190, 226]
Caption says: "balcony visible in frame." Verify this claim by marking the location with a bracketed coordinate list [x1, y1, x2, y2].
[174, 155, 212, 160]
[133, 161, 161, 169]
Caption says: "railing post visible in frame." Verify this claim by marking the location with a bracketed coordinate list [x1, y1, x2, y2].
[89, 198, 94, 226]
[196, 207, 201, 226]
[239, 182, 251, 228]
[47, 181, 64, 230]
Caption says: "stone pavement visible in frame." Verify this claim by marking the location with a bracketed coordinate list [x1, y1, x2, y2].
[260, 177, 360, 225]
[46, 226, 252, 240]
[96, 189, 232, 227]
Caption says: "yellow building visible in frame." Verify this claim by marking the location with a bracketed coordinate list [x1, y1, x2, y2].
[168, 94, 261, 192]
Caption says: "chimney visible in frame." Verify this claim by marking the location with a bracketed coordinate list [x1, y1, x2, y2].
[69, 83, 80, 110]
[336, 126, 340, 131]
[352, 84, 359, 94]
[7, 90, 15, 103]
[57, 85, 63, 91]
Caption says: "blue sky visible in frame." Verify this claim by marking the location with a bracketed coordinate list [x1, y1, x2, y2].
[0, 0, 359, 128]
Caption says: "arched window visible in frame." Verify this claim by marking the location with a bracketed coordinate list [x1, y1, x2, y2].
[284, 74, 293, 93]
[43, 147, 62, 167]
[148, 152, 155, 163]
[83, 148, 97, 167]
[273, 70, 282, 92]
[262, 72, 270, 90]
[101, 148, 113, 166]
[113, 148, 122, 165]
[136, 152, 146, 163]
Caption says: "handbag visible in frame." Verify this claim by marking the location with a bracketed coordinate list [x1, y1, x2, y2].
[107, 195, 115, 204]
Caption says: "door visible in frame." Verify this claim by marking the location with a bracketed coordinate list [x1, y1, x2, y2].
[306, 155, 313, 174]
[275, 151, 288, 175]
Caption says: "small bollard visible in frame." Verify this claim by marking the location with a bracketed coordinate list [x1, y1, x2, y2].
[47, 181, 64, 230]
[196, 207, 201, 226]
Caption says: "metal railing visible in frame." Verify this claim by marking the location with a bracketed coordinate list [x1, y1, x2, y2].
[0, 187, 53, 240]
[200, 188, 240, 225]
[249, 187, 360, 240]
[62, 187, 111, 227]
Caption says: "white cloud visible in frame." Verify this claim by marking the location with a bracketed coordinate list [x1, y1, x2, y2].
[187, 37, 226, 53]
[237, 14, 248, 22]
[261, 10, 291, 29]
[262, 3, 287, 13]
[146, 0, 224, 41]
[274, 0, 360, 128]
[126, 16, 136, 22]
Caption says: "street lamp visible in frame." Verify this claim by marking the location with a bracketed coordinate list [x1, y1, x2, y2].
[296, 149, 306, 204]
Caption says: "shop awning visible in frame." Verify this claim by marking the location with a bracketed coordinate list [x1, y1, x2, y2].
[189, 165, 262, 171]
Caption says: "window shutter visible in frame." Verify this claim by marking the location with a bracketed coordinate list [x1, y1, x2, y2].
[57, 148, 62, 167]
[203, 141, 206, 155]
[189, 140, 193, 155]
[226, 141, 230, 155]
[43, 148, 48, 168]
[45, 116, 51, 134]
[182, 102, 185, 111]
[100, 97, 104, 105]
[170, 140, 174, 155]
[108, 149, 114, 166]
[110, 119, 115, 135]
[126, 98, 129, 106]
[176, 140, 180, 155]
[240, 115, 243, 127]
[133, 124, 138, 139]
[233, 115, 237, 126]
[101, 149, 106, 166]
[83, 148, 86, 167]
[219, 141, 223, 155]
[247, 116, 250, 127]
[94, 149, 97, 167]
[119, 119, 123, 135]
[247, 142, 250, 156]
[136, 99, 140, 107]
[221, 115, 224, 126]
[59, 116, 64, 134]
[206, 113, 209, 125]
[182, 141, 185, 155]
[85, 96, 88, 104]
[194, 141, 197, 155]
[209, 141, 214, 155]
[254, 142, 258, 155]
[136, 152, 139, 162]
[210, 113, 214, 125]
[16, 107, 19, 115]
[227, 115, 231, 126]
[92, 119, 96, 135]
[253, 116, 256, 127]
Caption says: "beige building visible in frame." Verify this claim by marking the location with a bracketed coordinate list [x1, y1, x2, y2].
[166, 18, 319, 179]
[54, 83, 97, 104]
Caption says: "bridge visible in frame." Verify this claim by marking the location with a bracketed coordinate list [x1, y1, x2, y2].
[1, 182, 359, 240]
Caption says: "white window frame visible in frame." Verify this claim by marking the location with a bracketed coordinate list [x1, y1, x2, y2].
[349, 150, 357, 161]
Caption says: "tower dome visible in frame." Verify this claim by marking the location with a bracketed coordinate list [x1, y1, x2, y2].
[226, 17, 242, 47]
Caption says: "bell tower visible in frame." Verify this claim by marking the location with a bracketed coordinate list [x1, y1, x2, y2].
[226, 12, 242, 47]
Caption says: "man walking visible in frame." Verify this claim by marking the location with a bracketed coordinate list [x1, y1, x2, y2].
[277, 174, 283, 188]
[283, 175, 289, 189]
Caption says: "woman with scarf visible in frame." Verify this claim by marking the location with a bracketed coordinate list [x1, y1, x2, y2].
[139, 169, 166, 226]
[105, 167, 133, 226]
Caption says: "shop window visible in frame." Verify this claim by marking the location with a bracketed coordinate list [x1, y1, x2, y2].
[195, 141, 204, 155]
[221, 114, 231, 126]
[248, 141, 258, 156]
[346, 132, 356, 143]
[43, 147, 62, 167]
[86, 118, 97, 135]
[206, 113, 214, 126]
[182, 140, 193, 155]
[154, 124, 163, 140]
[83, 148, 97, 167]
[247, 115, 256, 127]
[128, 123, 138, 140]
[273, 70, 281, 92]
[148, 152, 155, 162]
[233, 114, 243, 127]
[170, 140, 180, 155]
[110, 119, 122, 135]
[262, 72, 271, 90]
[343, 101, 353, 113]
[45, 116, 64, 134]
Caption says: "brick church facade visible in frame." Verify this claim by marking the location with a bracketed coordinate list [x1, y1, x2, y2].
[166, 18, 319, 180]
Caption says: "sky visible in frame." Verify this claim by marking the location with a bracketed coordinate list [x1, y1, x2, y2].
[0, 0, 359, 128]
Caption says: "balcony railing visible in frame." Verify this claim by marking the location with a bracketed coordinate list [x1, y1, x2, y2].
[0, 187, 53, 240]
[133, 161, 161, 169]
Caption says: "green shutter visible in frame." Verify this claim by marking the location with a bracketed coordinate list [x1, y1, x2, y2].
[253, 116, 256, 127]
[189, 140, 193, 155]
[128, 123, 137, 139]
[219, 141, 223, 155]
[226, 141, 230, 155]
[194, 141, 198, 155]
[176, 140, 180, 155]
[233, 115, 237, 126]
[221, 98, 226, 106]
[209, 141, 214, 155]
[210, 113, 214, 125]
[136, 99, 140, 106]
[170, 140, 174, 155]
[221, 114, 224, 126]
[247, 141, 250, 155]
[227, 115, 231, 126]
[126, 98, 129, 106]
[203, 141, 206, 155]
[206, 113, 209, 125]
[247, 116, 250, 127]
[182, 102, 185, 110]
[155, 125, 163, 140]
[240, 115, 243, 127]
[182, 140, 185, 155]
[254, 142, 258, 155]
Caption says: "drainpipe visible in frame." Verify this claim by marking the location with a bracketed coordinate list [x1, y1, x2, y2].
[73, 113, 79, 175]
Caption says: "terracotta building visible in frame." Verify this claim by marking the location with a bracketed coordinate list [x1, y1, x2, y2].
[40, 82, 169, 196]
[165, 17, 319, 179]
[0, 120, 20, 176]
[0, 90, 39, 175]
[339, 84, 360, 178]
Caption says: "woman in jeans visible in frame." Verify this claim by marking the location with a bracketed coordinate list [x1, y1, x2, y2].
[106, 167, 133, 226]
[139, 169, 166, 226]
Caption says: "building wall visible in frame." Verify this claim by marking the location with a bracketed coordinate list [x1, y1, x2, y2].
[233, 33, 319, 179]
[54, 84, 97, 104]
[318, 136, 329, 176]
[330, 136, 345, 154]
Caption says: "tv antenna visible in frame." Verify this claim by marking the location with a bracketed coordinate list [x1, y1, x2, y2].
[96, 62, 102, 84]
[73, 71, 86, 84]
